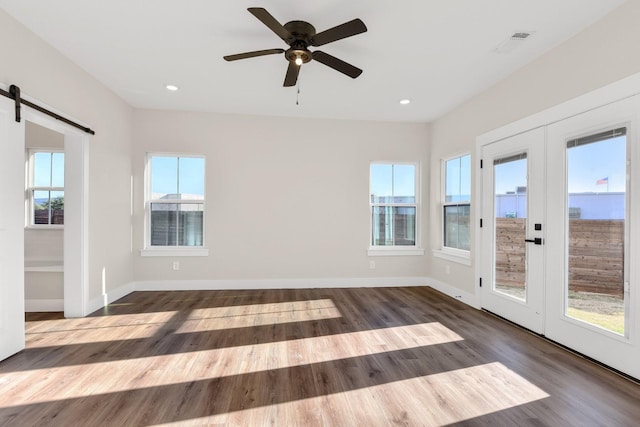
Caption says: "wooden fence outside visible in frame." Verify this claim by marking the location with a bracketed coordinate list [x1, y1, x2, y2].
[495, 218, 624, 297]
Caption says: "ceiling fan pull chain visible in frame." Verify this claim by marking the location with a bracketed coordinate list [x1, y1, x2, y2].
[296, 81, 301, 105]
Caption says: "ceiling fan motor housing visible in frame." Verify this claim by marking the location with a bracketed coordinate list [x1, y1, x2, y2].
[284, 21, 315, 63]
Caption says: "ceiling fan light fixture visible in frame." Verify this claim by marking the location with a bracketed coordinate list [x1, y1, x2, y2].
[165, 84, 179, 91]
[225, 8, 367, 87]
[400, 99, 411, 105]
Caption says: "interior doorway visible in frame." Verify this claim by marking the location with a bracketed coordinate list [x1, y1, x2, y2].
[24, 122, 66, 312]
[23, 108, 90, 319]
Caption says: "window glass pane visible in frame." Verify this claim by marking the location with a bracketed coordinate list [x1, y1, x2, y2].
[50, 191, 64, 225]
[33, 152, 52, 187]
[445, 157, 461, 202]
[459, 155, 471, 202]
[151, 156, 178, 199]
[178, 157, 205, 199]
[372, 206, 392, 246]
[393, 164, 415, 203]
[370, 164, 392, 203]
[445, 155, 471, 203]
[372, 206, 416, 246]
[150, 203, 204, 247]
[33, 190, 50, 225]
[393, 206, 416, 245]
[51, 152, 65, 187]
[150, 203, 177, 246]
[444, 204, 470, 251]
[178, 204, 204, 246]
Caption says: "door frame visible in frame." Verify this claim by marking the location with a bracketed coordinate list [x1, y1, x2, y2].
[7, 83, 91, 318]
[475, 72, 640, 379]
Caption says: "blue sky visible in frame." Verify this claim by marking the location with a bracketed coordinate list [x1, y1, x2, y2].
[370, 164, 415, 202]
[151, 156, 205, 196]
[34, 152, 64, 187]
[495, 135, 626, 194]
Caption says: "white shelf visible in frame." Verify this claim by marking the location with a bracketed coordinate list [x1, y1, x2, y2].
[24, 261, 63, 273]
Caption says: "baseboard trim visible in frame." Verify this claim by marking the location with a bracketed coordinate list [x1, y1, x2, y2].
[134, 276, 429, 292]
[86, 281, 135, 315]
[85, 276, 479, 313]
[25, 299, 64, 312]
[425, 277, 480, 309]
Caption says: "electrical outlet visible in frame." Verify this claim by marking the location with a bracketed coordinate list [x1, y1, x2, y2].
[445, 264, 450, 275]
[369, 260, 376, 269]
[172, 261, 180, 271]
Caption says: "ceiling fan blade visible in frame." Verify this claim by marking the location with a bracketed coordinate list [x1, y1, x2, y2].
[283, 61, 300, 87]
[223, 49, 285, 61]
[312, 51, 363, 79]
[311, 19, 367, 47]
[248, 7, 293, 44]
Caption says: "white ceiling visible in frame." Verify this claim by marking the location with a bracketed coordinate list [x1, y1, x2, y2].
[0, 0, 626, 122]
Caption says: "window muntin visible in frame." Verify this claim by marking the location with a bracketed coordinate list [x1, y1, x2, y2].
[370, 163, 418, 247]
[443, 154, 471, 251]
[147, 155, 205, 248]
[28, 150, 64, 226]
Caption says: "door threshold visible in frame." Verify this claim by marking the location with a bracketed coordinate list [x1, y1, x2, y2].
[482, 308, 640, 385]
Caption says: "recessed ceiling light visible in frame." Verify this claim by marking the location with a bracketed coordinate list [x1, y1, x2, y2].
[399, 99, 411, 105]
[165, 84, 179, 91]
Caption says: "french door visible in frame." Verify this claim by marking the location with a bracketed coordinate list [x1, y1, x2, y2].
[481, 128, 545, 334]
[545, 98, 639, 378]
[0, 95, 26, 362]
[480, 97, 640, 379]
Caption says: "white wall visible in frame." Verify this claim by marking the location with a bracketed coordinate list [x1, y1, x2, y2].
[133, 110, 430, 283]
[0, 9, 134, 307]
[428, 1, 640, 294]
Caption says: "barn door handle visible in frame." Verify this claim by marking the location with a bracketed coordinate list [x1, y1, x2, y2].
[524, 237, 543, 245]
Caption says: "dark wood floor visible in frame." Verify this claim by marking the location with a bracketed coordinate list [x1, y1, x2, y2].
[1, 287, 638, 426]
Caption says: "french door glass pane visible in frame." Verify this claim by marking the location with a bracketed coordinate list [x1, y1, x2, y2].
[566, 131, 626, 335]
[494, 155, 527, 301]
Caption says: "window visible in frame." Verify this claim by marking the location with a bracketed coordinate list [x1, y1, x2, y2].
[145, 154, 206, 253]
[28, 150, 64, 226]
[443, 154, 471, 251]
[370, 163, 422, 255]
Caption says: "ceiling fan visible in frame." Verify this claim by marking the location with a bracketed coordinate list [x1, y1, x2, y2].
[224, 7, 367, 87]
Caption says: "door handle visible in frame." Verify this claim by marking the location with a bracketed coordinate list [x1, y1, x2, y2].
[524, 237, 543, 245]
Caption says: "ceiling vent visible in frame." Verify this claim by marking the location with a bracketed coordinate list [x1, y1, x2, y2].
[494, 31, 535, 54]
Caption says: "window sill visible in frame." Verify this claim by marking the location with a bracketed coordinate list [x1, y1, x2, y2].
[25, 225, 64, 230]
[368, 247, 425, 256]
[140, 247, 209, 257]
[432, 249, 472, 266]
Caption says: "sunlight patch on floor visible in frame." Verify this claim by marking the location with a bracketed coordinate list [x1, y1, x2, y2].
[155, 362, 549, 426]
[174, 299, 342, 333]
[1, 322, 463, 405]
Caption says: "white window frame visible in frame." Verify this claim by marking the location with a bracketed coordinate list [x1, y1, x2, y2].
[434, 153, 472, 265]
[27, 148, 64, 229]
[140, 153, 209, 257]
[368, 161, 424, 256]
